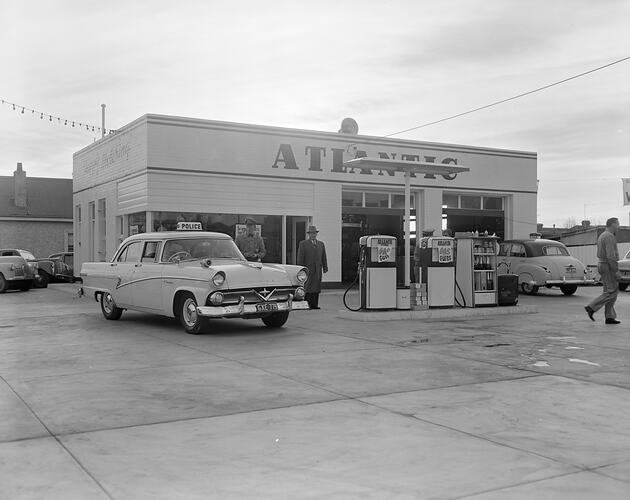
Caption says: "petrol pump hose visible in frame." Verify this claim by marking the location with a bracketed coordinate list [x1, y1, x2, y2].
[343, 246, 367, 312]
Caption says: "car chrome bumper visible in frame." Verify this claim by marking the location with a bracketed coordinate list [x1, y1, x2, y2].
[196, 298, 310, 318]
[532, 279, 595, 286]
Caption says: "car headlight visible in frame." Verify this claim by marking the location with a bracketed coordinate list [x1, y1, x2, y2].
[9, 264, 15, 271]
[294, 287, 305, 299]
[209, 292, 224, 305]
[297, 268, 308, 283]
[212, 271, 225, 287]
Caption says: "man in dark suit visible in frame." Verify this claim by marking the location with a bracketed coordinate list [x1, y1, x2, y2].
[297, 225, 328, 309]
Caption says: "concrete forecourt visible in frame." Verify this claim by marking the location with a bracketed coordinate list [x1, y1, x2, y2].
[1, 284, 629, 499]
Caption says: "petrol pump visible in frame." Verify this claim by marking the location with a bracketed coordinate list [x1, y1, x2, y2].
[358, 235, 397, 309]
[416, 236, 455, 308]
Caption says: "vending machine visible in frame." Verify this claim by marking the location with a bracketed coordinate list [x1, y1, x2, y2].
[455, 236, 499, 307]
[358, 235, 397, 309]
[416, 237, 455, 308]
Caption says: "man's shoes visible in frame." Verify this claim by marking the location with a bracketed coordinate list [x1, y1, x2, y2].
[584, 306, 595, 321]
[605, 318, 621, 324]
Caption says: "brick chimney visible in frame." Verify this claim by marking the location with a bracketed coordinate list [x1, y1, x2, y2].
[14, 162, 27, 208]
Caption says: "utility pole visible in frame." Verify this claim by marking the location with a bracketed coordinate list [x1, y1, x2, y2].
[101, 104, 106, 138]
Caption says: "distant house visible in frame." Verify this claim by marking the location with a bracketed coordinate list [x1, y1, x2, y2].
[0, 163, 72, 257]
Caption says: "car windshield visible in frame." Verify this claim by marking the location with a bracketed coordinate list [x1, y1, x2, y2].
[162, 238, 245, 262]
[18, 251, 36, 260]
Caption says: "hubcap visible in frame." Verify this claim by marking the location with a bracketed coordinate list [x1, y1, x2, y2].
[183, 298, 198, 327]
[103, 293, 114, 313]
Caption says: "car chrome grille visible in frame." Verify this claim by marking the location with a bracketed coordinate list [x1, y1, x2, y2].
[207, 287, 297, 306]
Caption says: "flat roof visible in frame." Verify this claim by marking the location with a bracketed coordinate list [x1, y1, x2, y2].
[74, 113, 537, 160]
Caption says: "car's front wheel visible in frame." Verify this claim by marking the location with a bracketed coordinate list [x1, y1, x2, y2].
[33, 273, 48, 288]
[0, 274, 8, 294]
[620, 283, 629, 292]
[521, 283, 539, 295]
[100, 292, 123, 320]
[560, 284, 578, 296]
[178, 293, 205, 334]
[261, 311, 290, 328]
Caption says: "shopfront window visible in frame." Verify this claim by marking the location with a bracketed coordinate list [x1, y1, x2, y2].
[442, 194, 459, 208]
[342, 192, 363, 207]
[483, 197, 503, 210]
[151, 212, 283, 263]
[460, 195, 482, 210]
[365, 193, 389, 208]
[390, 194, 416, 209]
[128, 212, 146, 235]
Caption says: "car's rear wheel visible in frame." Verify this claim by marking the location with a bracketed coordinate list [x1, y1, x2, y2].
[0, 274, 8, 294]
[178, 293, 205, 334]
[261, 311, 290, 328]
[521, 283, 539, 295]
[100, 292, 123, 320]
[620, 283, 629, 292]
[560, 284, 578, 296]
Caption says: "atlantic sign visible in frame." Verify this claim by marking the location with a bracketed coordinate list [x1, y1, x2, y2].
[271, 143, 460, 179]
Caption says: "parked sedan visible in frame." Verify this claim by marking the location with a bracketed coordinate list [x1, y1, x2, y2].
[619, 249, 630, 291]
[80, 228, 310, 334]
[497, 239, 593, 295]
[0, 249, 45, 288]
[38, 252, 75, 284]
[0, 253, 35, 293]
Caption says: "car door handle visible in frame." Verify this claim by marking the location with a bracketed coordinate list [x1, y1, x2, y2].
[110, 263, 117, 267]
[134, 263, 142, 267]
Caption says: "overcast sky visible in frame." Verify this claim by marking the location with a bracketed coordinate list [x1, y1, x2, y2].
[1, 0, 629, 227]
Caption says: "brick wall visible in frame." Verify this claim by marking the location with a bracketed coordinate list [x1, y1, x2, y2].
[0, 221, 72, 257]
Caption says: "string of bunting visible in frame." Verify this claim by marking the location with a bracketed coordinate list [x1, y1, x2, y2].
[1, 98, 116, 135]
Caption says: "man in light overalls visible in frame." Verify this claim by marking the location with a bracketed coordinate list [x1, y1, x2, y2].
[585, 217, 621, 325]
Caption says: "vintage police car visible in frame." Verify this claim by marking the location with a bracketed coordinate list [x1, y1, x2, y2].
[80, 225, 309, 334]
[497, 239, 593, 295]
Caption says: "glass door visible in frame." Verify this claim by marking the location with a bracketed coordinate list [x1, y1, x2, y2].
[286, 216, 309, 265]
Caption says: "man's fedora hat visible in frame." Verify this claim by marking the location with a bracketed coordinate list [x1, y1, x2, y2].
[307, 225, 319, 233]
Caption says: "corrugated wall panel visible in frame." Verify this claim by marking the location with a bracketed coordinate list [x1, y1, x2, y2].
[117, 174, 148, 212]
[146, 172, 314, 215]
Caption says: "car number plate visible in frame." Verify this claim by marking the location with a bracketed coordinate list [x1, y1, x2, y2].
[256, 302, 278, 313]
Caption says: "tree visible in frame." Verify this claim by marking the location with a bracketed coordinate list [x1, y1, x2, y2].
[564, 217, 577, 228]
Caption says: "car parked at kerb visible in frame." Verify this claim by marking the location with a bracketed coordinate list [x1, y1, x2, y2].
[0, 249, 45, 288]
[80, 226, 310, 334]
[0, 253, 35, 293]
[37, 252, 75, 284]
[497, 239, 593, 295]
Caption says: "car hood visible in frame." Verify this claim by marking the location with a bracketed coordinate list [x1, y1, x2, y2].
[179, 260, 295, 288]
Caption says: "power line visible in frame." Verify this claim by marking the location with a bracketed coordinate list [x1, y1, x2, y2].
[385, 55, 630, 138]
[0, 98, 116, 135]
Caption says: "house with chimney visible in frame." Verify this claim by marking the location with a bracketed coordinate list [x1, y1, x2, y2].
[0, 163, 73, 257]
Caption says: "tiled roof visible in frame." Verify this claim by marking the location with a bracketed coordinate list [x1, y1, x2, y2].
[0, 176, 72, 219]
